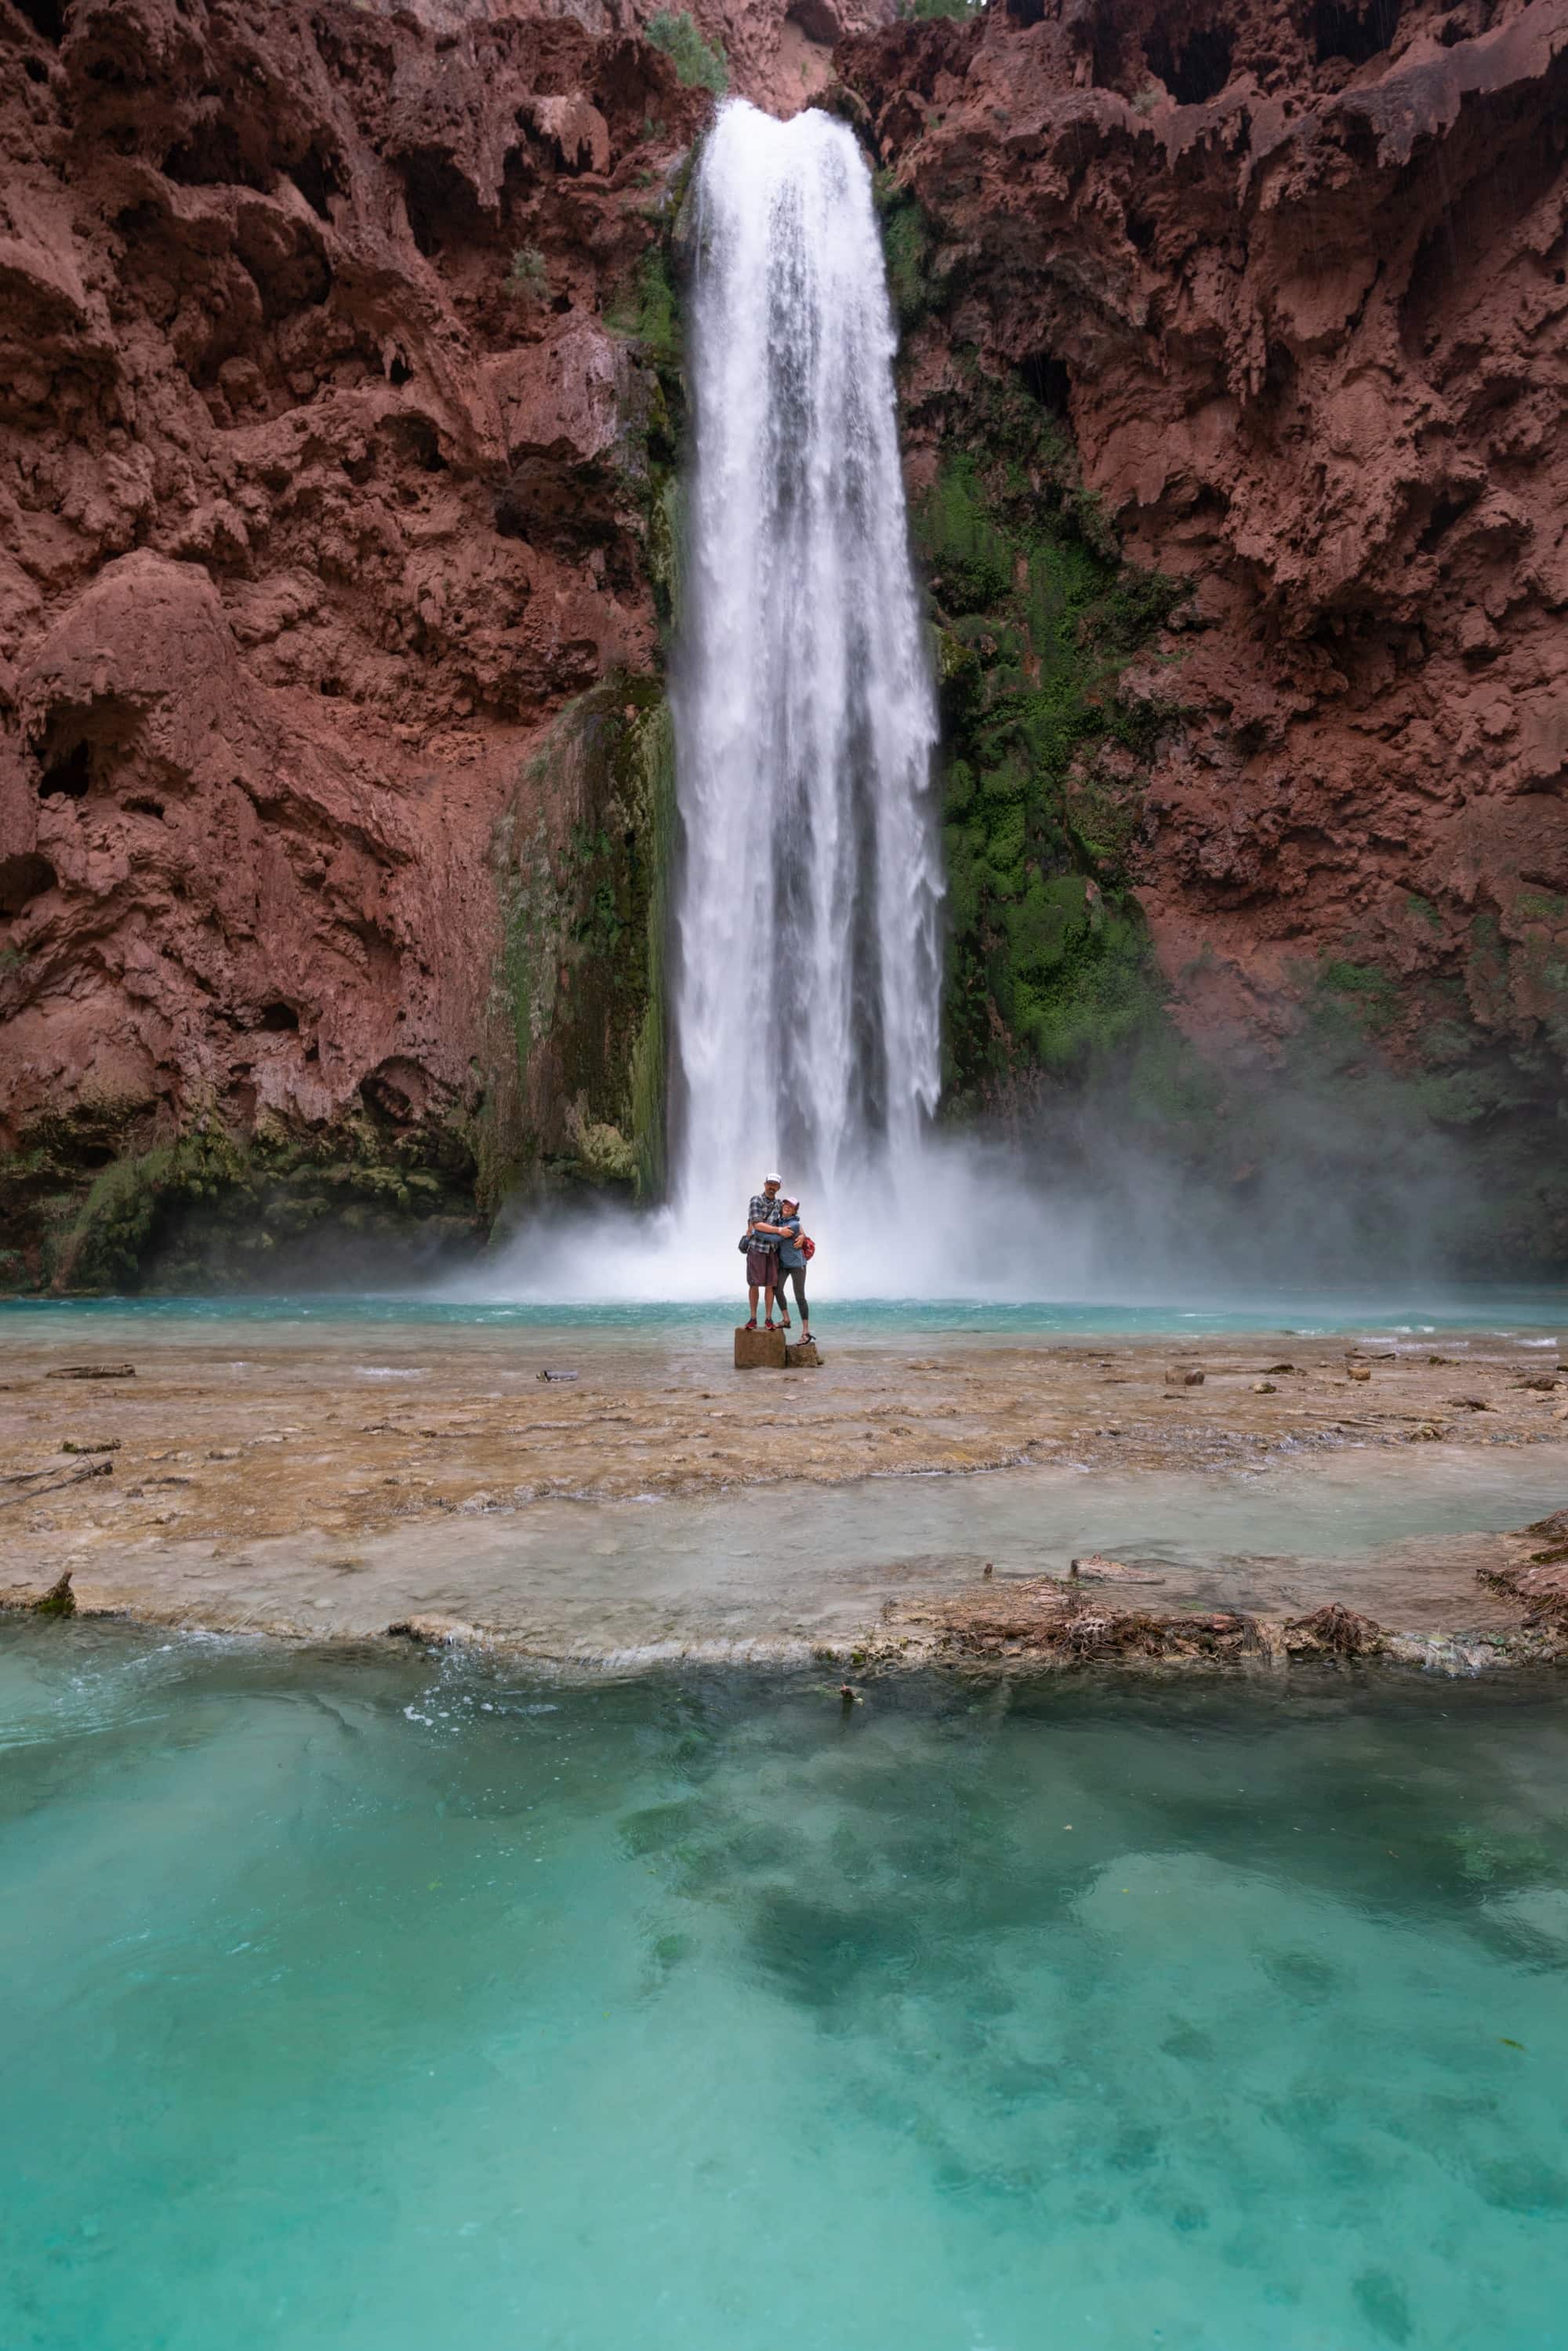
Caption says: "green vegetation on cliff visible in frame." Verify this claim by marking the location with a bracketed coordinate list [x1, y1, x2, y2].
[492, 225, 689, 1209]
[874, 177, 951, 330]
[912, 405, 1183, 1114]
[884, 173, 1568, 1266]
[608, 239, 686, 638]
[0, 1107, 481, 1296]
[645, 10, 728, 94]
[896, 0, 985, 23]
[484, 679, 674, 1208]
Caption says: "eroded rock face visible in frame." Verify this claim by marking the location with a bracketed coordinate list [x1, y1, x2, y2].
[841, 0, 1568, 1106]
[5, 0, 1567, 1285]
[0, 0, 721, 1281]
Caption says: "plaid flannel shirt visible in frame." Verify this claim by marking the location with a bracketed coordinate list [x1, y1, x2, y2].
[746, 1193, 783, 1245]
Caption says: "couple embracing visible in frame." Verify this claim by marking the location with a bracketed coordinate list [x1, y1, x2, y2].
[742, 1172, 813, 1343]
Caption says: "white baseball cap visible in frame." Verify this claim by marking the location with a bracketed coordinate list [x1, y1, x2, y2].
[764, 1170, 782, 1184]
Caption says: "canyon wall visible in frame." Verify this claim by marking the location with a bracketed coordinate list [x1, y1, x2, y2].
[0, 0, 727, 1285]
[841, 0, 1568, 1264]
[2, 0, 1566, 1284]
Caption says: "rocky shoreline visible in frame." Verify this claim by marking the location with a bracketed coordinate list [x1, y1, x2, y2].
[850, 1513, 1568, 1680]
[3, 1319, 1563, 1673]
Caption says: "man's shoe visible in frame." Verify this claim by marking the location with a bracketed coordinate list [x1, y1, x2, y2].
[745, 1318, 757, 1331]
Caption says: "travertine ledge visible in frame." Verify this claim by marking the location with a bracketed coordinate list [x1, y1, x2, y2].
[2, 1325, 1563, 1665]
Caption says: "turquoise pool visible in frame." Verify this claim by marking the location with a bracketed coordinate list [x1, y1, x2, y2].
[4, 1625, 1566, 2349]
[2, 1285, 1564, 1343]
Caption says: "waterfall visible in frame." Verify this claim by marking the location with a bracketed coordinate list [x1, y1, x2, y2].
[669, 100, 943, 1233]
[474, 99, 1086, 1303]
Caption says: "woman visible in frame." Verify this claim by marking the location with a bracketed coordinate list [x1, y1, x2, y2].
[772, 1196, 812, 1346]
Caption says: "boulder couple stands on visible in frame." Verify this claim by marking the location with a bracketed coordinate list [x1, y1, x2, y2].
[742, 1173, 814, 1341]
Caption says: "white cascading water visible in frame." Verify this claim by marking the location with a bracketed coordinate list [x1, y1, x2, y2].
[474, 99, 1094, 1300]
[669, 100, 943, 1230]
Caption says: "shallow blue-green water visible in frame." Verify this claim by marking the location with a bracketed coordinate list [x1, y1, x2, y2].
[2, 1285, 1565, 1341]
[5, 1628, 1568, 2350]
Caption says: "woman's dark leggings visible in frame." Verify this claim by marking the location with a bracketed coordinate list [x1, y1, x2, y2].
[776, 1266, 808, 1321]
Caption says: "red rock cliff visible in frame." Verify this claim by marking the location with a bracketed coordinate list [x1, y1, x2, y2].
[0, 0, 713, 1282]
[840, 0, 1568, 1246]
[3, 0, 1566, 1282]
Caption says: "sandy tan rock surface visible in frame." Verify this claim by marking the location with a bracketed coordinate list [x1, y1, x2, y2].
[3, 1319, 1563, 1658]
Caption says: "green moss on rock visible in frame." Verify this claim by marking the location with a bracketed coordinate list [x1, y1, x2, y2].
[912, 425, 1184, 1112]
[874, 175, 950, 330]
[645, 9, 728, 93]
[484, 679, 674, 1207]
[607, 239, 687, 638]
[0, 1104, 483, 1297]
[1316, 959, 1404, 1040]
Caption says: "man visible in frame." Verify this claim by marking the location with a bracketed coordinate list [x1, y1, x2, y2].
[743, 1172, 786, 1331]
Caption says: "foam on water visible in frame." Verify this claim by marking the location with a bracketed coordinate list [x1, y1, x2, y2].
[5, 1626, 1567, 2349]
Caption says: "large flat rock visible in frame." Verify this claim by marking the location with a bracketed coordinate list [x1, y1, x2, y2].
[734, 1323, 786, 1370]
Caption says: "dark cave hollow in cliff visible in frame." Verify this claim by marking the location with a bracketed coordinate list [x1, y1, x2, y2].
[1311, 0, 1403, 67]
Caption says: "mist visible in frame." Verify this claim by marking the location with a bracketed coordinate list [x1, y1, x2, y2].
[458, 1044, 1552, 1310]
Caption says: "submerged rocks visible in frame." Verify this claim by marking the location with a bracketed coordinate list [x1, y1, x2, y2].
[1479, 1510, 1568, 1644]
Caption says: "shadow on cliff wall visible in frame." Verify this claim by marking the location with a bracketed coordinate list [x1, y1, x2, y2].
[1016, 1059, 1559, 1301]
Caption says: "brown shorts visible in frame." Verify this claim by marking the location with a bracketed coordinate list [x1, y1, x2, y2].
[746, 1244, 779, 1287]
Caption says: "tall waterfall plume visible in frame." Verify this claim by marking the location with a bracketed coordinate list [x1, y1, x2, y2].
[670, 100, 943, 1230]
[469, 101, 1081, 1303]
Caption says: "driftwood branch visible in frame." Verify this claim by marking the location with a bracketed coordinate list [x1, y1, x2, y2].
[0, 1460, 114, 1510]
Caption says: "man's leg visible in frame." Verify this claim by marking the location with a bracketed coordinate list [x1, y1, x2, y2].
[747, 1284, 760, 1328]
